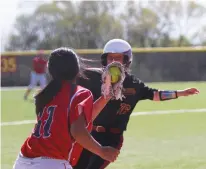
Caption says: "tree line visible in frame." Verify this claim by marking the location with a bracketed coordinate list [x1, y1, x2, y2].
[6, 1, 206, 51]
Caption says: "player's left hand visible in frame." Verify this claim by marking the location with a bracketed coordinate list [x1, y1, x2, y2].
[178, 88, 200, 97]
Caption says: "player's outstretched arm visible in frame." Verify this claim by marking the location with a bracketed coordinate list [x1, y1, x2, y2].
[70, 114, 119, 162]
[153, 88, 200, 101]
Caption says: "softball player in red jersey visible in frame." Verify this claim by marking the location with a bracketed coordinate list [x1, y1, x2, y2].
[13, 47, 119, 169]
[24, 50, 47, 100]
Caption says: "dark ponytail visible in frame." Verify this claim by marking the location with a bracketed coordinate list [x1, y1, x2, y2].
[35, 80, 62, 115]
[34, 47, 82, 116]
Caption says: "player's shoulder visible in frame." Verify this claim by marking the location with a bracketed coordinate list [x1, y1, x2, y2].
[69, 86, 93, 105]
[42, 59, 47, 63]
[126, 73, 142, 84]
[33, 57, 38, 61]
[61, 81, 91, 95]
[76, 86, 93, 97]
[77, 85, 91, 92]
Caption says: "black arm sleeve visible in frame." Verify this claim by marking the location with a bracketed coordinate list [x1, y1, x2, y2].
[133, 76, 158, 100]
[139, 81, 157, 100]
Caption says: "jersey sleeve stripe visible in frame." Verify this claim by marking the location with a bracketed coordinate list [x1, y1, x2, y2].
[69, 89, 87, 110]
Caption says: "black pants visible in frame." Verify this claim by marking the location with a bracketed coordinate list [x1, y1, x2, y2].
[73, 130, 123, 169]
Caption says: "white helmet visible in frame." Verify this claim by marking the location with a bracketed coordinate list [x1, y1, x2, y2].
[101, 39, 133, 66]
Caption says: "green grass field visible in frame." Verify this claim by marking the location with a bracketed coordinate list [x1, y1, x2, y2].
[1, 82, 206, 169]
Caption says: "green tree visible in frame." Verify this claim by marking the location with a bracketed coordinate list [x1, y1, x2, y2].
[6, 1, 124, 51]
[6, 14, 39, 50]
[5, 1, 206, 51]
[122, 1, 160, 47]
[150, 1, 206, 46]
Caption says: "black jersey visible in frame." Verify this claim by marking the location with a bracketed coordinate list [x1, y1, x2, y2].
[77, 68, 157, 131]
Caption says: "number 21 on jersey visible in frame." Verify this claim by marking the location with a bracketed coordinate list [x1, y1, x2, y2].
[32, 106, 56, 138]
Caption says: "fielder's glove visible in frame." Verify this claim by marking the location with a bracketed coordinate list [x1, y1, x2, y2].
[101, 62, 126, 100]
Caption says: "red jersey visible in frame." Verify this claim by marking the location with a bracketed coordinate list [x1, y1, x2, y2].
[33, 56, 47, 74]
[21, 82, 93, 160]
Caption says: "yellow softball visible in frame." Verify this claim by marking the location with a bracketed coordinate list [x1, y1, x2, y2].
[109, 66, 121, 83]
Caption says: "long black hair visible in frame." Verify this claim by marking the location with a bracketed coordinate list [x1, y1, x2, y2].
[35, 47, 87, 115]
